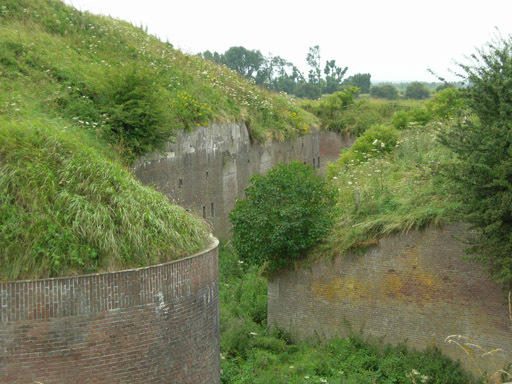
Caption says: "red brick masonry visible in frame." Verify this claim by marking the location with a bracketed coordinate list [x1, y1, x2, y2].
[0, 237, 220, 384]
[268, 225, 512, 376]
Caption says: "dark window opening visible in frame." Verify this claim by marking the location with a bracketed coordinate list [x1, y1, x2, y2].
[202, 206, 206, 218]
[211, 203, 215, 217]
[179, 178, 183, 188]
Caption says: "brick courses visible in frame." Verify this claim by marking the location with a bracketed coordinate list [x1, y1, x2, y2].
[268, 224, 512, 376]
[0, 238, 220, 384]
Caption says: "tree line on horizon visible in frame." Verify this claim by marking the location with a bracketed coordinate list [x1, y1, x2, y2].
[199, 45, 455, 100]
[199, 45, 371, 99]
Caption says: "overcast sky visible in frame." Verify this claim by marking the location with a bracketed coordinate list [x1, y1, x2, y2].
[63, 0, 512, 83]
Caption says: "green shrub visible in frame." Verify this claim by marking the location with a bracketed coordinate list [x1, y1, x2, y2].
[405, 81, 431, 99]
[426, 87, 465, 119]
[370, 84, 399, 100]
[334, 124, 399, 168]
[391, 110, 411, 129]
[392, 107, 432, 129]
[100, 66, 173, 157]
[229, 161, 336, 272]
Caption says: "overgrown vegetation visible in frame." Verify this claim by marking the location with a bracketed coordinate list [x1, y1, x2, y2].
[219, 243, 472, 383]
[301, 95, 418, 136]
[0, 111, 209, 280]
[321, 88, 464, 257]
[229, 162, 335, 272]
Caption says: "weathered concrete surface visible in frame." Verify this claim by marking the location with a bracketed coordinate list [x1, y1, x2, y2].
[134, 122, 327, 238]
[0, 238, 220, 384]
[268, 224, 512, 376]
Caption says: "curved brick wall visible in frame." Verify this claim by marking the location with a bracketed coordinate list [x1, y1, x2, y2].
[0, 237, 220, 384]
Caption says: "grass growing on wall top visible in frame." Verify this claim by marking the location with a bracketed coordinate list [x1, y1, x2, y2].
[321, 106, 462, 258]
[0, 0, 317, 156]
[0, 111, 209, 281]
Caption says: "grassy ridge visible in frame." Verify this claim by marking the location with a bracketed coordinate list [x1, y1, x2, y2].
[0, 0, 317, 280]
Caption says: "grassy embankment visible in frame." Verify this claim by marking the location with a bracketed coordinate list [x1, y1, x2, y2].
[0, 0, 316, 280]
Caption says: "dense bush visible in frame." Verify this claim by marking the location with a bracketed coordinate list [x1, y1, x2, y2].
[440, 33, 512, 289]
[426, 87, 465, 119]
[229, 162, 336, 272]
[370, 84, 399, 100]
[101, 66, 173, 157]
[391, 107, 431, 129]
[334, 124, 399, 167]
[405, 82, 431, 100]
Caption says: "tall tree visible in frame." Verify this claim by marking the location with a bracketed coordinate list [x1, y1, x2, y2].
[220, 46, 266, 79]
[323, 60, 348, 94]
[306, 45, 322, 85]
[370, 84, 399, 100]
[405, 82, 430, 99]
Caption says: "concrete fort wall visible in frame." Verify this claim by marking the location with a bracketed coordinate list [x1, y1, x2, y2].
[134, 122, 324, 238]
[268, 224, 512, 376]
[0, 237, 220, 384]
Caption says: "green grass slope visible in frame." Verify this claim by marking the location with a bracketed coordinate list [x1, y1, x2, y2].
[0, 0, 316, 281]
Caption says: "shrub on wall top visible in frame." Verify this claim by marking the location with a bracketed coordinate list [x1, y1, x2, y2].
[229, 162, 336, 272]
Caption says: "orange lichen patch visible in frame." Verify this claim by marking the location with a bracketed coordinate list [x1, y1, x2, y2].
[380, 266, 442, 303]
[382, 273, 405, 299]
[312, 277, 371, 302]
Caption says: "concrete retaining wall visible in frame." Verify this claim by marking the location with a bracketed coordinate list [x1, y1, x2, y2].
[134, 122, 324, 238]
